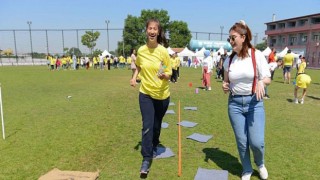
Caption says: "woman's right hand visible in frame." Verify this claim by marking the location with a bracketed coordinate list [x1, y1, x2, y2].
[130, 78, 137, 87]
[222, 81, 230, 94]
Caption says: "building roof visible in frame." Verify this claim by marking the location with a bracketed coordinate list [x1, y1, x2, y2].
[265, 13, 320, 24]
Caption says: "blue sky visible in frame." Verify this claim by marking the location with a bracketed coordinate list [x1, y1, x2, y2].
[0, 0, 319, 54]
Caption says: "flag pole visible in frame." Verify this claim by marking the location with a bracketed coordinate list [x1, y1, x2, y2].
[178, 100, 182, 176]
[0, 83, 5, 140]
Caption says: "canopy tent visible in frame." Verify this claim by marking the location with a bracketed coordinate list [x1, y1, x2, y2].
[178, 47, 195, 57]
[194, 47, 206, 57]
[101, 50, 112, 57]
[211, 46, 225, 56]
[167, 47, 175, 55]
[277, 47, 300, 58]
[262, 47, 271, 56]
[217, 46, 224, 54]
[277, 47, 289, 58]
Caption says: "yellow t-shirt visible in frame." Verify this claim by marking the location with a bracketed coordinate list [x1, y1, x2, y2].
[50, 57, 56, 65]
[283, 53, 294, 66]
[127, 57, 132, 64]
[119, 56, 125, 63]
[175, 57, 181, 67]
[298, 62, 306, 74]
[170, 57, 177, 70]
[136, 44, 172, 100]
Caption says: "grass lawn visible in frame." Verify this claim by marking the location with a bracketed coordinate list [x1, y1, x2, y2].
[0, 65, 319, 179]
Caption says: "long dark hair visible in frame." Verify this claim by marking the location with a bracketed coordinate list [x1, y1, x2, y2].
[130, 48, 136, 55]
[145, 18, 168, 47]
[229, 21, 253, 59]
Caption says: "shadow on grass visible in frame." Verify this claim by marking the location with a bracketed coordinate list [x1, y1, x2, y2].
[203, 148, 262, 179]
[197, 86, 206, 90]
[273, 80, 283, 84]
[134, 141, 166, 151]
[134, 141, 142, 151]
[203, 147, 242, 177]
[306, 95, 320, 100]
[312, 82, 320, 85]
[286, 98, 294, 103]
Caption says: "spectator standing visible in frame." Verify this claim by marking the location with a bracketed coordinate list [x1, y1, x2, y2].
[282, 49, 294, 84]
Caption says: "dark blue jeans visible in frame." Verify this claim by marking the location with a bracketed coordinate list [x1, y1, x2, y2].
[139, 92, 170, 161]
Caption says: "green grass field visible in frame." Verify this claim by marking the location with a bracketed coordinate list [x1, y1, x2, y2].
[0, 66, 319, 180]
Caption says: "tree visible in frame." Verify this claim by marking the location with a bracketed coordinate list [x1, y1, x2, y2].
[255, 41, 267, 51]
[81, 31, 100, 55]
[120, 15, 144, 56]
[119, 9, 191, 56]
[168, 21, 191, 48]
[92, 49, 102, 57]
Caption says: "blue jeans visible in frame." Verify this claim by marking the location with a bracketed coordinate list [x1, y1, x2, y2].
[228, 94, 265, 174]
[139, 92, 170, 161]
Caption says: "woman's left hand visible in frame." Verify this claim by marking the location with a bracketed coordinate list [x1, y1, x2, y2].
[255, 81, 265, 100]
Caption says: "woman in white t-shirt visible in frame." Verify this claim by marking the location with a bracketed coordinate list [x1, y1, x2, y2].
[222, 20, 271, 180]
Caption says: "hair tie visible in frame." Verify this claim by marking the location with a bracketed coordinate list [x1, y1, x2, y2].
[239, 20, 246, 26]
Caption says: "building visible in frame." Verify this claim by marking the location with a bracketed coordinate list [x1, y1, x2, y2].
[265, 13, 320, 68]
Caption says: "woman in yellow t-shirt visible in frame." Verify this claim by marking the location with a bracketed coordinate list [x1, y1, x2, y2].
[294, 57, 311, 104]
[130, 18, 172, 175]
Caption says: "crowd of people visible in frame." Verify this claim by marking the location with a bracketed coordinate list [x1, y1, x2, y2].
[46, 54, 132, 71]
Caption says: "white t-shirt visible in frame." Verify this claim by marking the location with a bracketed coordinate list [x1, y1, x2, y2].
[223, 49, 271, 95]
[202, 56, 213, 73]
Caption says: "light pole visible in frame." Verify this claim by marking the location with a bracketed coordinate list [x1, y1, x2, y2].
[105, 20, 110, 51]
[220, 26, 224, 41]
[27, 21, 34, 65]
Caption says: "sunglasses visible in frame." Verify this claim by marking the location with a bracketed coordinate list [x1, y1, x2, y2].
[227, 35, 240, 43]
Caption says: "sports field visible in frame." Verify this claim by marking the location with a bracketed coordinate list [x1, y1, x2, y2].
[0, 66, 319, 179]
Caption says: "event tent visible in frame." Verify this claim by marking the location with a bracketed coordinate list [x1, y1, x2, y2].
[102, 50, 112, 57]
[217, 46, 224, 54]
[277, 47, 289, 58]
[262, 47, 271, 56]
[178, 47, 195, 57]
[194, 47, 206, 57]
[167, 47, 175, 55]
[277, 47, 300, 58]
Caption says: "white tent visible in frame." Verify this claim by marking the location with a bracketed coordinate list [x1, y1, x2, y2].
[167, 47, 175, 55]
[262, 47, 271, 56]
[194, 47, 206, 57]
[178, 47, 195, 57]
[217, 46, 224, 54]
[277, 47, 289, 58]
[277, 47, 300, 58]
[212, 46, 225, 56]
[102, 50, 112, 57]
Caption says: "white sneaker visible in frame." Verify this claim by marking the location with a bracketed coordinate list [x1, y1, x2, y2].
[241, 172, 252, 180]
[258, 164, 268, 180]
[208, 87, 212, 91]
[294, 98, 298, 104]
[300, 99, 304, 104]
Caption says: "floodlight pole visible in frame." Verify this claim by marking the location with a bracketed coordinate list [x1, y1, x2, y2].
[105, 20, 110, 51]
[220, 26, 224, 41]
[27, 21, 34, 65]
[0, 83, 5, 140]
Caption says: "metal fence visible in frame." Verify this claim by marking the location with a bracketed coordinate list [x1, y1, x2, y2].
[0, 28, 241, 66]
